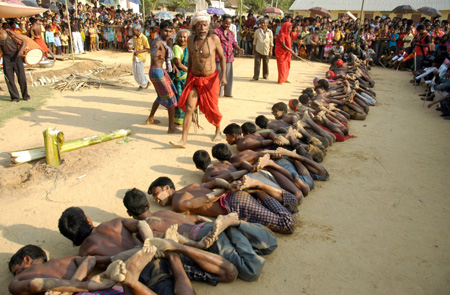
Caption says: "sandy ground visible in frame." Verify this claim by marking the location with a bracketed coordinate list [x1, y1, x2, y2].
[0, 51, 449, 295]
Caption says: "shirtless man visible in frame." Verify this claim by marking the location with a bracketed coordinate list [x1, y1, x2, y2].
[146, 21, 180, 133]
[123, 188, 277, 282]
[223, 123, 290, 152]
[169, 11, 227, 148]
[8, 244, 164, 295]
[58, 207, 237, 294]
[148, 176, 298, 234]
[30, 18, 53, 59]
[193, 146, 307, 198]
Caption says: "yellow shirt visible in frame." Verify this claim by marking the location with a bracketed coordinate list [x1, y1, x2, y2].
[132, 33, 150, 63]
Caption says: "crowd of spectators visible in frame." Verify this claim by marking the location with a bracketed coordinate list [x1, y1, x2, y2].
[1, 2, 450, 118]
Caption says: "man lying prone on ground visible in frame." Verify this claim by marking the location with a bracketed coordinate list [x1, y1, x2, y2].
[8, 243, 166, 295]
[123, 188, 277, 281]
[58, 207, 238, 295]
[148, 176, 298, 234]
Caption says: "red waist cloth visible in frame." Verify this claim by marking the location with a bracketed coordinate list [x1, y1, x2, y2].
[178, 70, 222, 127]
[33, 37, 48, 53]
[318, 123, 355, 142]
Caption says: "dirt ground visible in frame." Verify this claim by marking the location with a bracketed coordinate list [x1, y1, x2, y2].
[0, 51, 449, 295]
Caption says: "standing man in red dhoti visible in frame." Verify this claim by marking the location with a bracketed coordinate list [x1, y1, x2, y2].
[275, 22, 295, 84]
[169, 12, 227, 148]
[30, 18, 54, 60]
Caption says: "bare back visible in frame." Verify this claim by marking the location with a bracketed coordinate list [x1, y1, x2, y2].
[187, 33, 221, 77]
[31, 24, 41, 39]
[172, 183, 225, 216]
[12, 257, 78, 281]
[147, 210, 197, 234]
[79, 218, 140, 257]
[202, 161, 238, 182]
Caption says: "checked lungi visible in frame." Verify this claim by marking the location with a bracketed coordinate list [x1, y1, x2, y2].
[149, 65, 178, 109]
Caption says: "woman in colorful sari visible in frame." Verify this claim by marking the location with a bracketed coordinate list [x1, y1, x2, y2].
[170, 29, 190, 125]
[275, 22, 295, 84]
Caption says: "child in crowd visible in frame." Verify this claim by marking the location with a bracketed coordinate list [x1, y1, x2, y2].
[45, 24, 55, 54]
[54, 31, 62, 55]
[61, 29, 69, 54]
[89, 24, 96, 51]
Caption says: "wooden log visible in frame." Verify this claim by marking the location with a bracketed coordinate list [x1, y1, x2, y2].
[43, 128, 64, 166]
[10, 129, 131, 164]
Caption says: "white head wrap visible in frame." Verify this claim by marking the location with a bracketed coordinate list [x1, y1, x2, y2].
[191, 11, 211, 28]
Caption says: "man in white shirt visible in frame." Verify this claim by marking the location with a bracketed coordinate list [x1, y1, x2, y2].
[251, 19, 273, 81]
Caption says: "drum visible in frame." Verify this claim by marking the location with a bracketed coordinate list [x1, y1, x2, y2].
[6, 31, 43, 66]
[20, 35, 44, 66]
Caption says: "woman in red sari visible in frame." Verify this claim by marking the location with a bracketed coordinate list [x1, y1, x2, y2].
[275, 22, 295, 84]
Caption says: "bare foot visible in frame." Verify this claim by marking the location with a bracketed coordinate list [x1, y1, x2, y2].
[255, 154, 271, 171]
[212, 132, 223, 142]
[149, 238, 178, 252]
[230, 180, 242, 192]
[146, 117, 161, 125]
[274, 135, 290, 146]
[238, 175, 260, 191]
[197, 232, 218, 249]
[164, 224, 179, 243]
[104, 260, 126, 282]
[275, 147, 294, 157]
[168, 127, 182, 134]
[121, 244, 157, 286]
[169, 140, 187, 148]
[214, 213, 240, 234]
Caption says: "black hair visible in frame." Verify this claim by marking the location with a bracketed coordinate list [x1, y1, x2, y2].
[241, 122, 257, 135]
[123, 188, 149, 216]
[160, 20, 174, 30]
[148, 177, 175, 194]
[417, 25, 425, 31]
[192, 150, 211, 170]
[58, 207, 93, 246]
[255, 115, 269, 128]
[315, 85, 325, 91]
[272, 102, 288, 113]
[303, 87, 314, 98]
[9, 245, 48, 273]
[222, 14, 232, 22]
[212, 143, 232, 161]
[318, 79, 329, 91]
[298, 94, 310, 105]
[223, 123, 242, 135]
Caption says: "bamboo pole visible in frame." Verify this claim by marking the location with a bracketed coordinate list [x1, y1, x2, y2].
[43, 128, 64, 166]
[10, 129, 131, 164]
[356, 0, 366, 44]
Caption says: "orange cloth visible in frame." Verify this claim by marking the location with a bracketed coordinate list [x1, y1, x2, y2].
[275, 22, 292, 83]
[178, 71, 222, 127]
[33, 37, 48, 53]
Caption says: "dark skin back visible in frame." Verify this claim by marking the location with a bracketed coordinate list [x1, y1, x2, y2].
[202, 161, 238, 183]
[144, 210, 203, 235]
[79, 218, 141, 257]
[229, 132, 277, 152]
[171, 184, 225, 216]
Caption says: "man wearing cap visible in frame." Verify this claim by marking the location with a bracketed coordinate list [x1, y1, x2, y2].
[0, 20, 30, 102]
[169, 11, 227, 148]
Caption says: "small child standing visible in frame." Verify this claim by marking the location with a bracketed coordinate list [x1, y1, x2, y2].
[61, 29, 69, 54]
[89, 24, 96, 52]
[45, 24, 55, 54]
[54, 32, 62, 55]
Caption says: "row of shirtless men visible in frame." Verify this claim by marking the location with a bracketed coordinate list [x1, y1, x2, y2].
[8, 54, 376, 295]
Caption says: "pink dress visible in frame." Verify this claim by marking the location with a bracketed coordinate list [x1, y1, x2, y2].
[324, 31, 334, 57]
